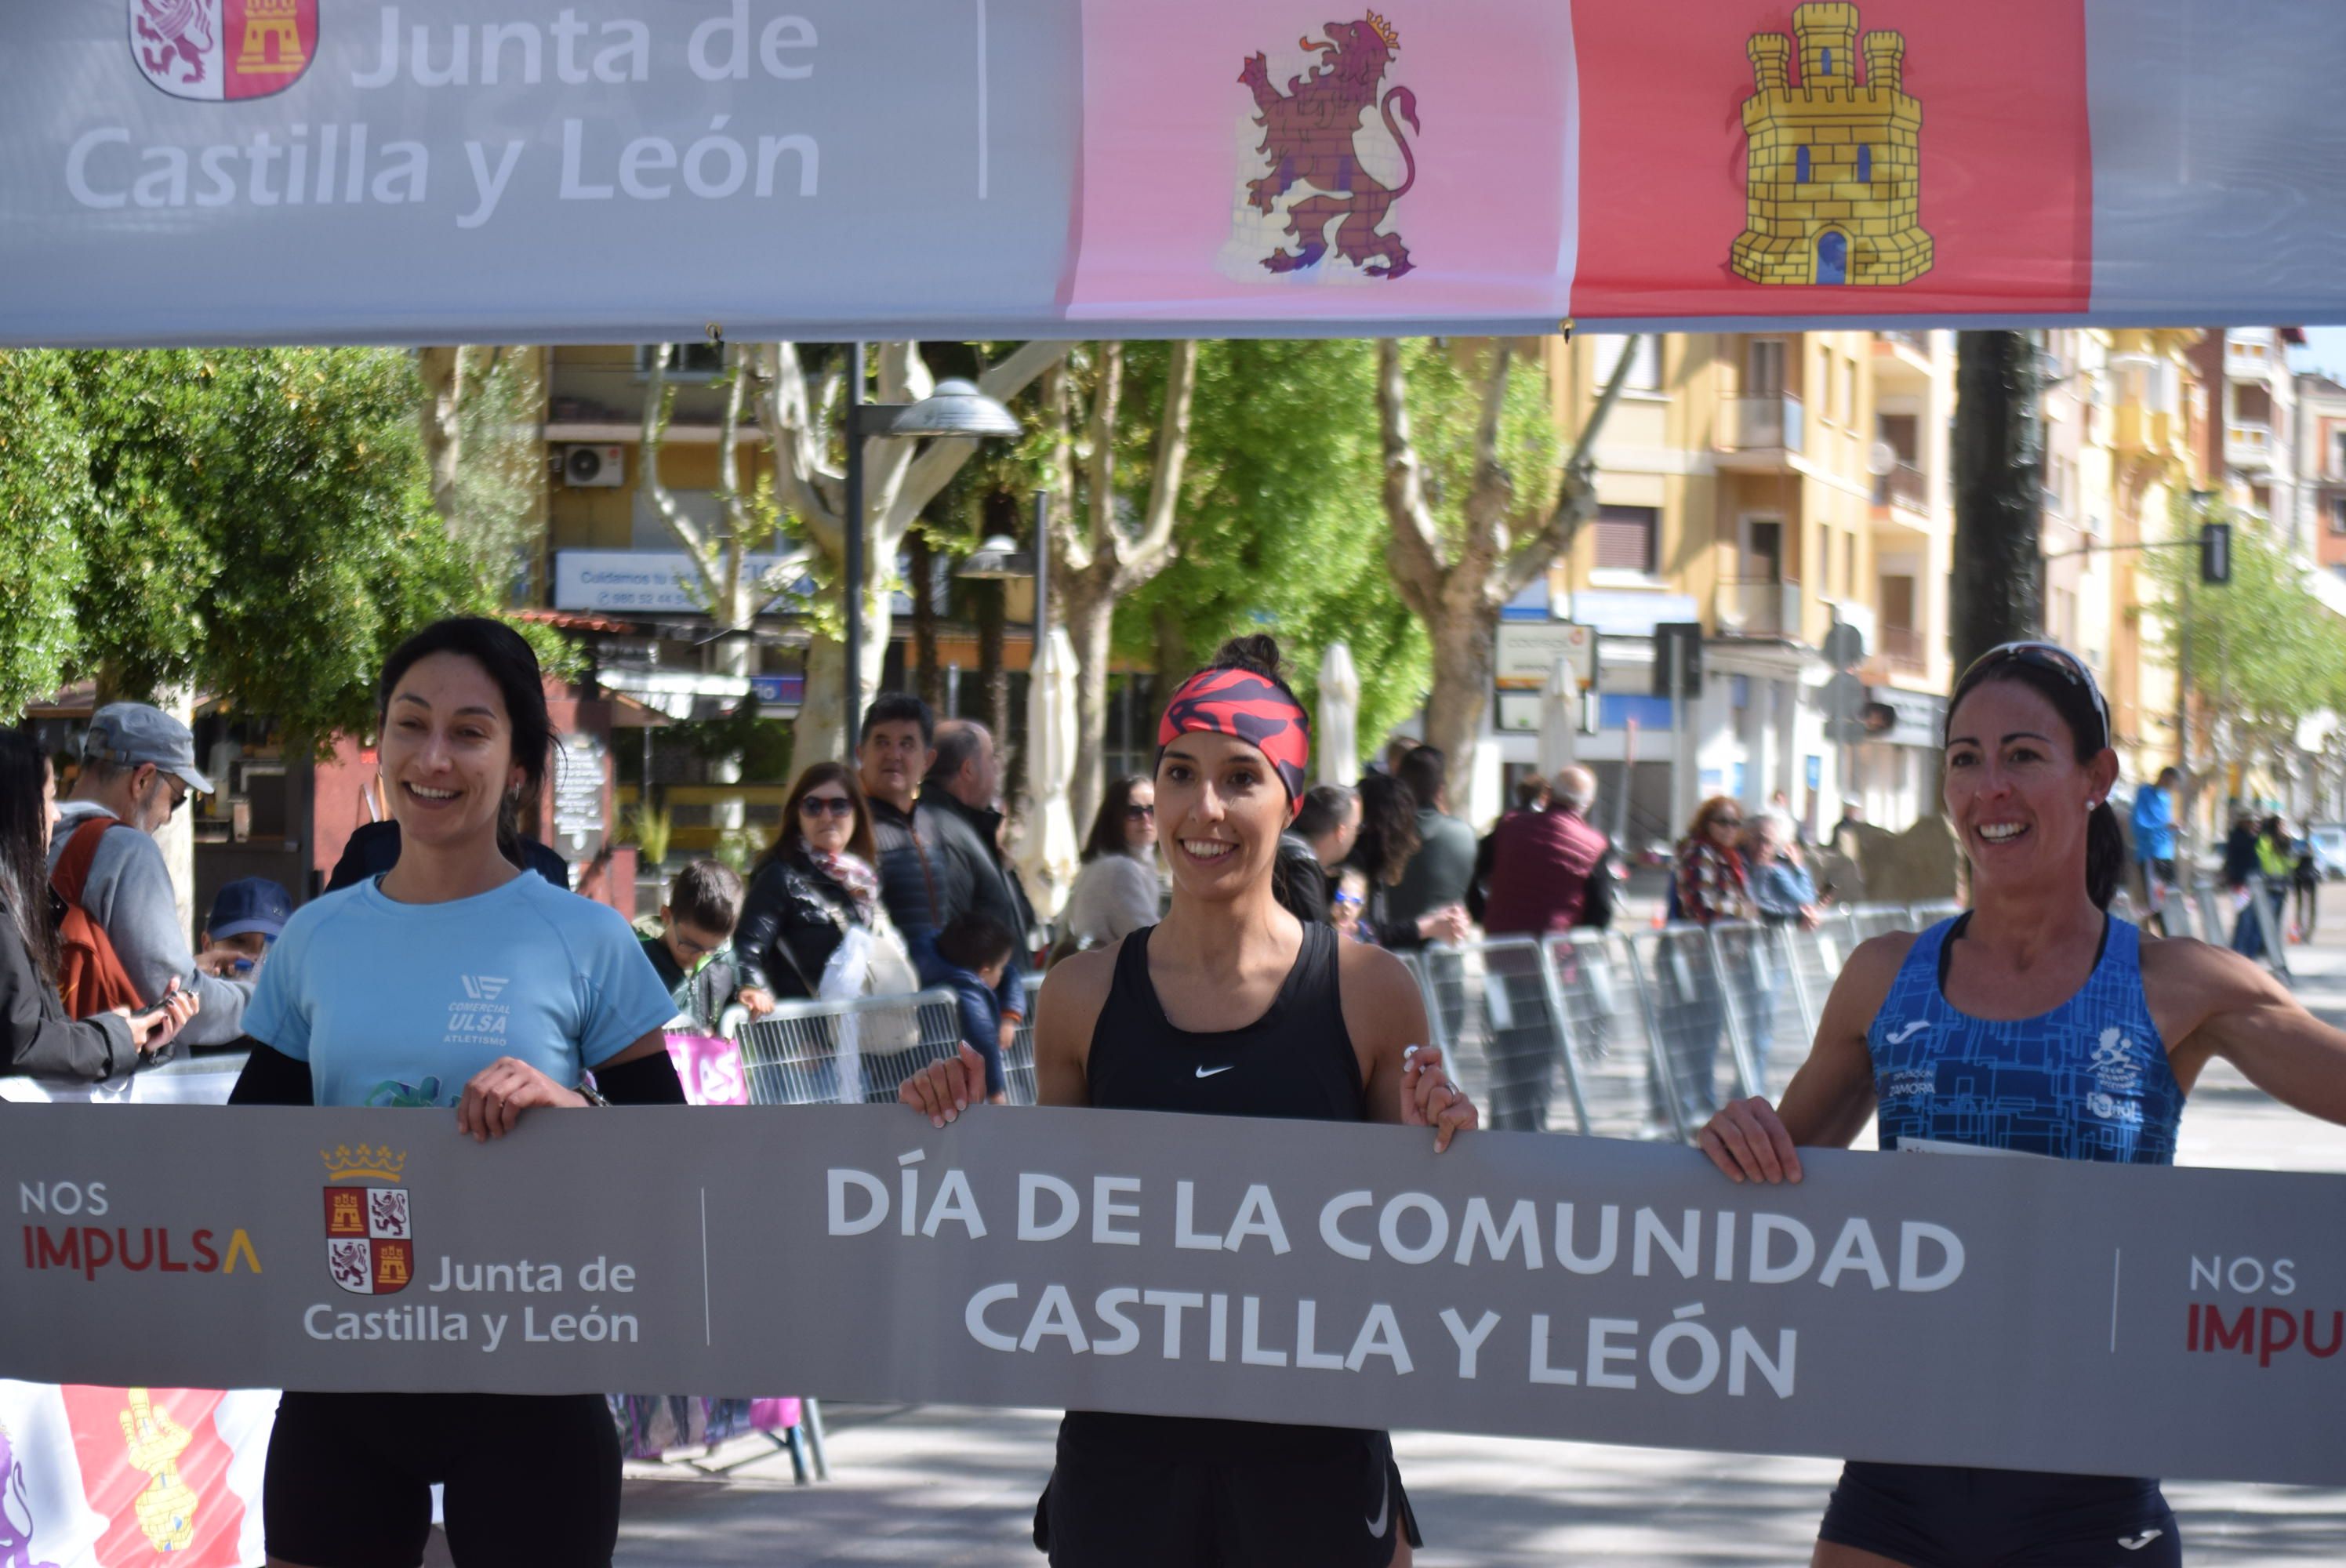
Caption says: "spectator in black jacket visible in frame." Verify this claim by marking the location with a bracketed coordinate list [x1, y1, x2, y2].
[2, 729, 195, 1080]
[921, 721, 1033, 1054]
[639, 860, 743, 1033]
[734, 764, 905, 1009]
[855, 693, 956, 975]
[1275, 783, 1360, 926]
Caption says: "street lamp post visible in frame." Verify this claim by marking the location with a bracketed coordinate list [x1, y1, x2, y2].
[839, 347, 1022, 744]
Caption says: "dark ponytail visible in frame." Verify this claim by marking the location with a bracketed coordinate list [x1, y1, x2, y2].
[2086, 802, 2123, 911]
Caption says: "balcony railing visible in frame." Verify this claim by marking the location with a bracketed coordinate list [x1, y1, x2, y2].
[1879, 625, 1926, 671]
[2226, 422, 2275, 464]
[1714, 577, 1799, 637]
[1720, 394, 1804, 453]
[1873, 463, 1927, 511]
[1877, 329, 1929, 354]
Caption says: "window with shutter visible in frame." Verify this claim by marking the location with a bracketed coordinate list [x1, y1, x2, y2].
[1594, 505, 1659, 573]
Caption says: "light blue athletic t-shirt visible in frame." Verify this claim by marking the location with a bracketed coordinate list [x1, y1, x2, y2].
[244, 871, 676, 1109]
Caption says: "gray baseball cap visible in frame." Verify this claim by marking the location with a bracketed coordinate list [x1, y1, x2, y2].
[84, 703, 212, 794]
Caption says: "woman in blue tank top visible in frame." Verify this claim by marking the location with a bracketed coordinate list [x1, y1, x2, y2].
[1699, 642, 2346, 1568]
[900, 634, 1479, 1568]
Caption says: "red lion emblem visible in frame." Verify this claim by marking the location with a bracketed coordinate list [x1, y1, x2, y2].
[136, 0, 215, 89]
[1238, 13, 1420, 279]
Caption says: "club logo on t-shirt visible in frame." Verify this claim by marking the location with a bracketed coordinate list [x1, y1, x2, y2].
[445, 975, 511, 1047]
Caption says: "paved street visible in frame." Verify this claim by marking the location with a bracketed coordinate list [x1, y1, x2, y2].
[603, 927, 2346, 1567]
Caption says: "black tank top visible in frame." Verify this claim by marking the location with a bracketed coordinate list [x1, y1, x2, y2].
[1065, 919, 1374, 1462]
[1085, 920, 1364, 1122]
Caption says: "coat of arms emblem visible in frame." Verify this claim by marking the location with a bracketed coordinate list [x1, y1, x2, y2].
[132, 0, 318, 103]
[322, 1145, 414, 1297]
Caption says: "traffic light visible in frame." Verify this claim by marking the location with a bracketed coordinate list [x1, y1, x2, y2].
[1651, 622, 1703, 698]
[2199, 521, 2232, 586]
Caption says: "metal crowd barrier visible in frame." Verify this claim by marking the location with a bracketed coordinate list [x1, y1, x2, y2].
[733, 989, 964, 1106]
[1706, 921, 1803, 1102]
[1539, 930, 1655, 1138]
[1004, 1019, 1040, 1106]
[1620, 924, 1763, 1134]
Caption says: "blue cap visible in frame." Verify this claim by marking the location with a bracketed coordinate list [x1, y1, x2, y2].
[207, 877, 294, 942]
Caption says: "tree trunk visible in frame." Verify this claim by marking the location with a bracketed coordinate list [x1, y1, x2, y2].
[978, 581, 1008, 749]
[418, 347, 462, 524]
[909, 528, 943, 713]
[1062, 578, 1117, 827]
[1951, 330, 2046, 672]
[1422, 615, 1494, 814]
[1153, 604, 1189, 727]
[796, 622, 889, 768]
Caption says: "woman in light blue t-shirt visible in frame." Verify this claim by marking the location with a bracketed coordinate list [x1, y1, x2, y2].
[233, 618, 681, 1568]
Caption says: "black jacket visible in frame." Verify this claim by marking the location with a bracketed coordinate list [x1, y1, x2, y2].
[734, 850, 873, 1001]
[1275, 833, 1334, 925]
[922, 789, 1035, 946]
[866, 795, 954, 946]
[2, 900, 136, 1081]
[328, 819, 570, 892]
[921, 786, 1034, 1015]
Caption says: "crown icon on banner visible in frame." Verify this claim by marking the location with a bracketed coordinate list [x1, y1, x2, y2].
[1366, 10, 1400, 49]
[321, 1145, 407, 1183]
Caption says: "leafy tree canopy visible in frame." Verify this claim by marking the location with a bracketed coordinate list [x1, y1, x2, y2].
[4, 349, 510, 741]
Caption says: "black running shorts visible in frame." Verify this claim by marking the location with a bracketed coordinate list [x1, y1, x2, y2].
[263, 1391, 620, 1568]
[1036, 1413, 1420, 1568]
[1818, 1461, 2181, 1567]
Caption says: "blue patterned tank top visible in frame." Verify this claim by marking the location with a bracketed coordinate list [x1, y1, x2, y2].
[1868, 914, 2182, 1163]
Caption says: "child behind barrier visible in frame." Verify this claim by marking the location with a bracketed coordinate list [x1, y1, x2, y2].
[641, 860, 743, 1036]
[935, 910, 1013, 1104]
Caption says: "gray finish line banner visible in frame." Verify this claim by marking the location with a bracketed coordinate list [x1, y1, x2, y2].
[3, 1105, 2343, 1486]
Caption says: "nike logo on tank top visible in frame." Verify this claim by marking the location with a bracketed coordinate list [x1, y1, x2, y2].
[1869, 914, 2183, 1163]
[1086, 920, 1365, 1122]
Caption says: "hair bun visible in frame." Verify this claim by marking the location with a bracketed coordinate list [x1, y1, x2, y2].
[1210, 633, 1287, 681]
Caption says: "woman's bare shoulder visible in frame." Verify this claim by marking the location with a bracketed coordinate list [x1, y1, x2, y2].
[1037, 939, 1122, 1040]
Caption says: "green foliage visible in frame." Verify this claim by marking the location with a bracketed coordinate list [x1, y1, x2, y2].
[1388, 338, 1563, 550]
[446, 347, 543, 594]
[622, 802, 675, 866]
[0, 351, 94, 719]
[2143, 498, 2346, 757]
[1113, 339, 1430, 752]
[28, 348, 502, 742]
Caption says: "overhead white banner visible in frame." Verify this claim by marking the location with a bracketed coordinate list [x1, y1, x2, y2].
[5, 2, 2346, 343]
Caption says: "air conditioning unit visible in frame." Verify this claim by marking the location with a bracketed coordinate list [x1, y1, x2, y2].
[559, 444, 625, 488]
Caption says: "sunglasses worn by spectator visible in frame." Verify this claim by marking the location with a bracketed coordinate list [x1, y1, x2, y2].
[1952, 641, 2111, 747]
[1125, 803, 1156, 820]
[800, 795, 855, 818]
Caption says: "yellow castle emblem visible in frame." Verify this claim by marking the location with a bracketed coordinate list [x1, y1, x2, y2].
[1730, 3, 1933, 287]
[236, 0, 310, 76]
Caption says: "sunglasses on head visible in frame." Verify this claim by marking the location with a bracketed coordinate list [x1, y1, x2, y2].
[1952, 641, 2111, 747]
[799, 795, 855, 818]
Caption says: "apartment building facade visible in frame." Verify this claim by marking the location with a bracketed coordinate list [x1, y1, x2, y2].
[1507, 329, 1956, 849]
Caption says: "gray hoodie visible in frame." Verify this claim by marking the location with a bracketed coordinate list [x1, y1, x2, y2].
[45, 800, 254, 1046]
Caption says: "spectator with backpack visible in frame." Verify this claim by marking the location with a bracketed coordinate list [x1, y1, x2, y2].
[2, 728, 197, 1080]
[47, 703, 251, 1044]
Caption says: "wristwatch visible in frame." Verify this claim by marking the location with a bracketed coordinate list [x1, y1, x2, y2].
[573, 1079, 612, 1108]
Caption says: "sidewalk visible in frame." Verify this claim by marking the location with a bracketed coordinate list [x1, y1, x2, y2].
[608, 927, 2346, 1566]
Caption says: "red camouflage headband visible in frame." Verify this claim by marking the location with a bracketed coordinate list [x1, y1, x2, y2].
[1157, 667, 1311, 812]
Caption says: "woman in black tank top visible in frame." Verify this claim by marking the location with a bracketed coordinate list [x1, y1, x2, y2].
[901, 636, 1479, 1568]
